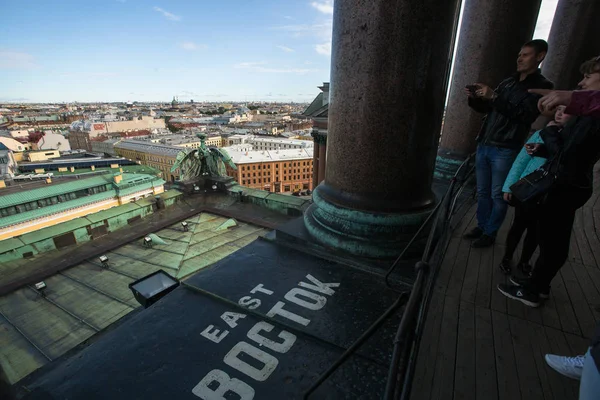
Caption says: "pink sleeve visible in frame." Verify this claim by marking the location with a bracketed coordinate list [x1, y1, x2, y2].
[565, 90, 600, 118]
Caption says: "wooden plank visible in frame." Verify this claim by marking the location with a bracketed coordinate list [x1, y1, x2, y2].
[452, 203, 477, 238]
[551, 271, 581, 336]
[568, 234, 582, 265]
[491, 311, 521, 400]
[435, 236, 460, 293]
[410, 291, 445, 400]
[490, 245, 508, 314]
[573, 209, 596, 267]
[560, 263, 597, 336]
[461, 247, 481, 304]
[446, 240, 471, 298]
[539, 288, 562, 331]
[544, 327, 579, 399]
[474, 306, 498, 400]
[508, 316, 545, 400]
[571, 262, 600, 322]
[453, 301, 476, 400]
[475, 246, 494, 308]
[585, 266, 600, 318]
[429, 295, 460, 400]
[524, 320, 555, 400]
[582, 204, 600, 267]
[565, 332, 592, 353]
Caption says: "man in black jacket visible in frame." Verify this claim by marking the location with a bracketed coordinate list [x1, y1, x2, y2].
[463, 39, 554, 248]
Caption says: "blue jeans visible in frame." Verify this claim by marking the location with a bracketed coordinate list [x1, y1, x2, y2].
[580, 349, 600, 400]
[475, 144, 518, 237]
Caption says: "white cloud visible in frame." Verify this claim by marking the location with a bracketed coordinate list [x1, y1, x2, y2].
[235, 61, 317, 74]
[277, 45, 295, 53]
[0, 51, 38, 69]
[315, 42, 331, 55]
[180, 41, 207, 51]
[153, 6, 181, 21]
[311, 0, 334, 15]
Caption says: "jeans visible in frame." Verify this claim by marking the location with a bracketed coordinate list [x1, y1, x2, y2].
[580, 349, 600, 400]
[475, 144, 518, 237]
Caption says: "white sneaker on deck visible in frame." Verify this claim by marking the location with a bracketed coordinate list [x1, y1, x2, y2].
[544, 354, 585, 380]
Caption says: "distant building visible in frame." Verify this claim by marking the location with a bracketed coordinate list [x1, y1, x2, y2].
[246, 137, 313, 151]
[225, 148, 313, 193]
[25, 150, 61, 162]
[0, 172, 166, 241]
[68, 117, 166, 151]
[115, 140, 182, 182]
[91, 138, 122, 156]
[0, 149, 17, 181]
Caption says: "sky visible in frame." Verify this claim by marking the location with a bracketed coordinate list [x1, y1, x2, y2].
[1, 0, 557, 104]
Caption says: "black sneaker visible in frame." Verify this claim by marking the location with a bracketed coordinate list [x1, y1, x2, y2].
[499, 258, 512, 274]
[463, 227, 483, 240]
[517, 262, 532, 276]
[497, 283, 541, 307]
[471, 234, 495, 248]
[510, 276, 550, 299]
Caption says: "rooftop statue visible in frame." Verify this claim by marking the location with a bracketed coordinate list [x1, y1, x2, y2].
[170, 133, 236, 181]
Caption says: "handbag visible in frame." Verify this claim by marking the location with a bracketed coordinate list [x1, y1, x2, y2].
[509, 151, 562, 203]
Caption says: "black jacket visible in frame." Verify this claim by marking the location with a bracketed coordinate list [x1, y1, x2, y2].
[469, 70, 554, 149]
[540, 115, 600, 191]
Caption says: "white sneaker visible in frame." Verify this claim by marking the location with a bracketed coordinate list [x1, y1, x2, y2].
[544, 354, 585, 380]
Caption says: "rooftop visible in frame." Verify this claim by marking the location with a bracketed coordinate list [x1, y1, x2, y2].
[227, 148, 313, 164]
[0, 211, 270, 384]
[114, 140, 182, 157]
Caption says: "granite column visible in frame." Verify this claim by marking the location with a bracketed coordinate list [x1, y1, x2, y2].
[435, 0, 542, 179]
[541, 0, 600, 90]
[304, 0, 461, 257]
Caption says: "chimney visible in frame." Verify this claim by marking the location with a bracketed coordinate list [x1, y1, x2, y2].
[114, 174, 122, 184]
[46, 178, 52, 184]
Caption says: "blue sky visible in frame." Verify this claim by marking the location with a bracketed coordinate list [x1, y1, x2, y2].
[1, 0, 556, 103]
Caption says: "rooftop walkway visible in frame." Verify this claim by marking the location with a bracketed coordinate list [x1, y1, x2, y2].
[411, 165, 600, 400]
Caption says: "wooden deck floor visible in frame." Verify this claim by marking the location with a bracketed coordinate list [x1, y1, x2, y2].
[411, 179, 600, 400]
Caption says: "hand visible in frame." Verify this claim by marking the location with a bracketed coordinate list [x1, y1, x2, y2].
[503, 193, 512, 203]
[529, 89, 573, 114]
[546, 120, 559, 127]
[464, 88, 476, 98]
[525, 143, 542, 155]
[474, 83, 496, 100]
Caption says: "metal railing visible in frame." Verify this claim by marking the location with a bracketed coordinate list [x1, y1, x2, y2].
[303, 154, 476, 399]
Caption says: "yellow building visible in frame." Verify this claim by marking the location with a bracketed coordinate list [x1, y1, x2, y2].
[25, 150, 61, 162]
[115, 140, 181, 182]
[0, 172, 165, 241]
[225, 148, 313, 193]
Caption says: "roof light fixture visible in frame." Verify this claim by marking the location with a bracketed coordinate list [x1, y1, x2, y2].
[129, 270, 180, 308]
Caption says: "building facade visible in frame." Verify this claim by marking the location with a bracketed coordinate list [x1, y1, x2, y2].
[0, 172, 165, 241]
[225, 148, 313, 193]
[115, 140, 182, 181]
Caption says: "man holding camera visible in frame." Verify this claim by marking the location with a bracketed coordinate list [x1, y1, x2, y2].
[463, 39, 554, 248]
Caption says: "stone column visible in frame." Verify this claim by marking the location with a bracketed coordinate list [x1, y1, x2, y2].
[435, 0, 542, 180]
[312, 141, 319, 187]
[541, 0, 600, 90]
[304, 0, 461, 257]
[317, 141, 326, 184]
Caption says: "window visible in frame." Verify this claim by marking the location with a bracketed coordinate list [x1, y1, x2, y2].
[253, 179, 257, 184]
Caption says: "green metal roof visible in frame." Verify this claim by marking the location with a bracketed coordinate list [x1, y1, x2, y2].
[0, 176, 114, 209]
[0, 238, 25, 254]
[51, 165, 160, 177]
[85, 202, 142, 224]
[19, 217, 93, 245]
[158, 189, 183, 201]
[0, 173, 164, 210]
[0, 190, 117, 229]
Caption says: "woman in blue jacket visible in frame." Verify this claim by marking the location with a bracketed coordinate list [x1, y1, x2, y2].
[499, 106, 572, 275]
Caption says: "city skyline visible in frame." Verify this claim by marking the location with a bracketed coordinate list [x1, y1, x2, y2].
[2, 0, 557, 103]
